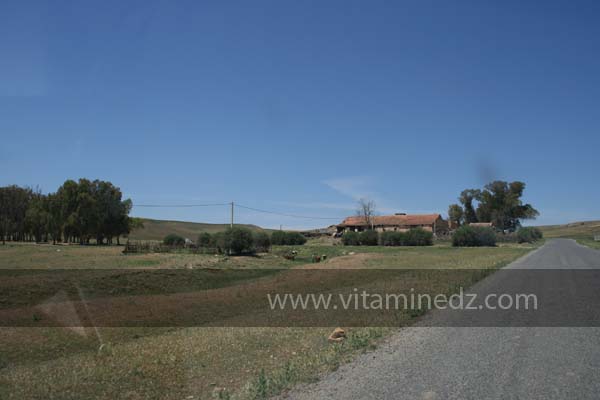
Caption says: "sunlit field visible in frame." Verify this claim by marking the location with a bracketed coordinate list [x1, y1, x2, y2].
[0, 240, 539, 399]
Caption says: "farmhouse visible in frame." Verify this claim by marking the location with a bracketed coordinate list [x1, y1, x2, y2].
[337, 213, 449, 236]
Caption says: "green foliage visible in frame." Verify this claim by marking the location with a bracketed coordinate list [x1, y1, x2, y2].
[452, 225, 497, 247]
[197, 232, 212, 247]
[253, 369, 269, 399]
[404, 228, 433, 246]
[474, 227, 497, 246]
[253, 231, 271, 252]
[448, 203, 464, 227]
[516, 227, 543, 243]
[288, 232, 307, 245]
[454, 181, 539, 232]
[459, 189, 481, 224]
[380, 229, 432, 246]
[212, 232, 227, 253]
[0, 185, 32, 243]
[359, 230, 379, 246]
[224, 227, 255, 255]
[271, 231, 285, 245]
[495, 232, 519, 243]
[163, 234, 185, 247]
[271, 231, 307, 245]
[380, 231, 405, 246]
[341, 231, 360, 246]
[0, 179, 133, 245]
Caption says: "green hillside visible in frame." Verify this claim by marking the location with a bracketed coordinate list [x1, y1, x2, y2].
[128, 218, 269, 241]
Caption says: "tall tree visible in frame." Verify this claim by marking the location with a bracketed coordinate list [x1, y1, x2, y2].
[459, 189, 481, 223]
[0, 185, 32, 243]
[46, 193, 63, 244]
[448, 204, 464, 227]
[476, 181, 538, 231]
[453, 181, 538, 231]
[25, 192, 49, 243]
[356, 198, 376, 229]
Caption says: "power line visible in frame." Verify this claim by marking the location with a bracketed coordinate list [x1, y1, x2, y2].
[133, 203, 229, 208]
[236, 204, 341, 220]
[132, 201, 344, 221]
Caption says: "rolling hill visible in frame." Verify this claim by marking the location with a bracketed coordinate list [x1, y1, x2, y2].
[127, 218, 269, 241]
[538, 220, 600, 239]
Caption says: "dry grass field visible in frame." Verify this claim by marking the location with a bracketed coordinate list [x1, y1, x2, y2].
[0, 240, 540, 399]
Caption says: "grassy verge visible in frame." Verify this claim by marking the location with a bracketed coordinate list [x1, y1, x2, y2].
[575, 238, 600, 250]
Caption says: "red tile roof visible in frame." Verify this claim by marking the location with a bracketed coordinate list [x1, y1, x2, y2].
[339, 214, 442, 227]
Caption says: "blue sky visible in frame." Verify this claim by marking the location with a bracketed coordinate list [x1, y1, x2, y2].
[1, 1, 599, 229]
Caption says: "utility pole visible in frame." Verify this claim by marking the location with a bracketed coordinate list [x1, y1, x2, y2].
[230, 201, 234, 228]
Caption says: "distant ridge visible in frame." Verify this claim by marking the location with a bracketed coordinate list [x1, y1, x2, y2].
[128, 218, 269, 241]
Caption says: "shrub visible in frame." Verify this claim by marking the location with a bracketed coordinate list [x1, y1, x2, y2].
[224, 227, 255, 255]
[271, 231, 307, 245]
[212, 232, 227, 252]
[380, 231, 405, 246]
[495, 232, 519, 243]
[452, 226, 496, 247]
[516, 227, 543, 243]
[163, 233, 185, 247]
[254, 231, 271, 252]
[286, 232, 307, 245]
[271, 231, 286, 245]
[475, 227, 497, 246]
[342, 231, 360, 246]
[404, 228, 433, 246]
[197, 232, 212, 247]
[359, 230, 379, 246]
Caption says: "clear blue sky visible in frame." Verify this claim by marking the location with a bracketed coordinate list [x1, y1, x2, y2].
[1, 1, 599, 229]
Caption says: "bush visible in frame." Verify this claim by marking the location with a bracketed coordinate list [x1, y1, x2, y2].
[286, 232, 307, 245]
[495, 232, 518, 243]
[212, 231, 227, 252]
[224, 227, 255, 255]
[404, 228, 433, 246]
[380, 231, 405, 246]
[271, 231, 286, 245]
[342, 231, 360, 246]
[163, 233, 185, 247]
[359, 230, 379, 246]
[452, 226, 496, 247]
[254, 231, 271, 252]
[197, 232, 212, 247]
[475, 227, 497, 246]
[271, 231, 307, 245]
[516, 227, 543, 243]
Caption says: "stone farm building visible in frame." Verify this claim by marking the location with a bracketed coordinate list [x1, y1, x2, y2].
[468, 222, 494, 228]
[337, 213, 449, 236]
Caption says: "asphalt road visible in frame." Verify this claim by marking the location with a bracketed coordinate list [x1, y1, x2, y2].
[285, 239, 600, 400]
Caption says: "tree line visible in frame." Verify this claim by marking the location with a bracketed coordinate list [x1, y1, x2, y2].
[447, 181, 539, 231]
[0, 179, 140, 245]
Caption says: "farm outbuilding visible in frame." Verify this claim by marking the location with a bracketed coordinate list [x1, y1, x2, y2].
[337, 213, 449, 236]
[468, 222, 494, 228]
